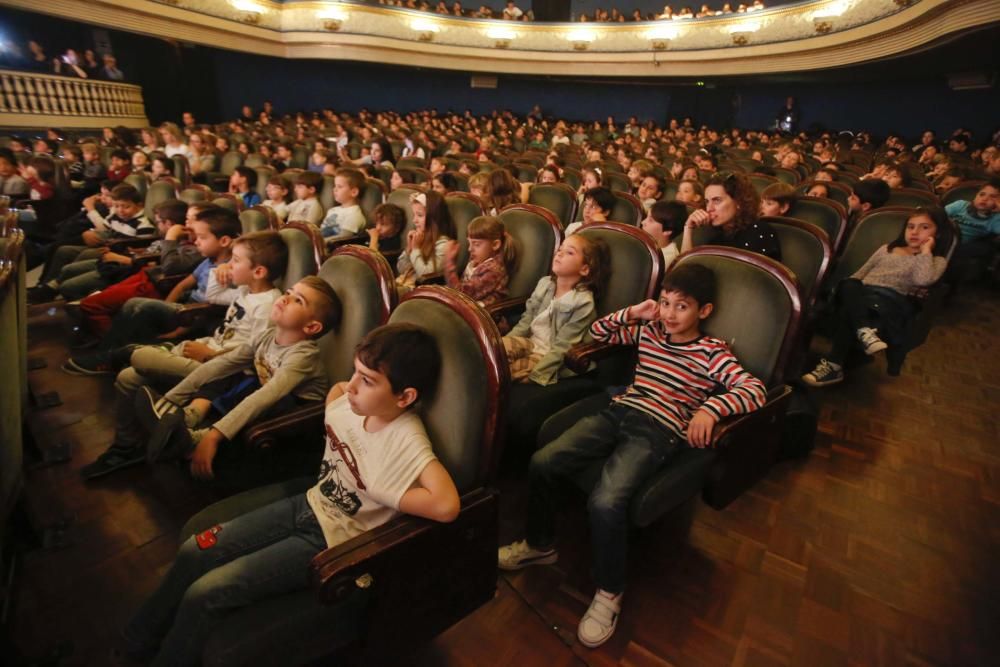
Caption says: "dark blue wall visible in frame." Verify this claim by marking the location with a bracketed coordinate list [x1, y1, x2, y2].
[210, 49, 1000, 141]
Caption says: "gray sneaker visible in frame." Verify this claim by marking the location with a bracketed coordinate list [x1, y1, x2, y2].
[498, 539, 558, 571]
[802, 359, 844, 387]
[857, 327, 888, 355]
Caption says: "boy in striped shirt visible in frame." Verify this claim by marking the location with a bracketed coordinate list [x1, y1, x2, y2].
[498, 263, 766, 648]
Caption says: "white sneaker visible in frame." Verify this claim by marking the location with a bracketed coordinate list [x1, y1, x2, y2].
[578, 589, 622, 648]
[497, 539, 558, 571]
[857, 327, 888, 355]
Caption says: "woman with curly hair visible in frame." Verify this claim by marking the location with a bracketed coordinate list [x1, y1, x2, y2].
[680, 171, 782, 261]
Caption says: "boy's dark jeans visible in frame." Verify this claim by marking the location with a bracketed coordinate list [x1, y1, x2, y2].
[526, 402, 682, 594]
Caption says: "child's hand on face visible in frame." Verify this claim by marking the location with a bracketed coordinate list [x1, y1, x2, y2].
[82, 194, 99, 211]
[165, 224, 187, 241]
[367, 227, 379, 242]
[628, 299, 659, 321]
[687, 409, 717, 448]
[920, 236, 935, 255]
[213, 262, 232, 286]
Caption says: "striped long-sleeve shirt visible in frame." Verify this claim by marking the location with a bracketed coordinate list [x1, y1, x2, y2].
[590, 308, 767, 442]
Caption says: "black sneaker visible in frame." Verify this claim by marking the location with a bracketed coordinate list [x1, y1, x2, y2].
[61, 353, 113, 376]
[801, 358, 844, 387]
[27, 284, 60, 305]
[80, 445, 146, 480]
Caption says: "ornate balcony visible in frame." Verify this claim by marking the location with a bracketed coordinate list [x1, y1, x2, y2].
[0, 69, 147, 128]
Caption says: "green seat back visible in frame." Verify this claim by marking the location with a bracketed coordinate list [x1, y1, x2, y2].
[212, 197, 239, 212]
[253, 165, 275, 200]
[244, 153, 267, 169]
[445, 194, 486, 271]
[607, 191, 643, 226]
[218, 150, 244, 176]
[397, 156, 426, 170]
[291, 146, 309, 170]
[180, 188, 210, 204]
[390, 288, 508, 493]
[171, 155, 190, 187]
[317, 247, 395, 383]
[278, 224, 321, 289]
[562, 167, 582, 191]
[319, 175, 336, 212]
[578, 222, 664, 316]
[386, 186, 421, 228]
[604, 171, 631, 193]
[528, 184, 577, 228]
[359, 179, 386, 224]
[124, 173, 148, 200]
[766, 217, 831, 308]
[144, 181, 176, 220]
[674, 249, 799, 386]
[885, 188, 939, 209]
[786, 197, 846, 250]
[498, 205, 563, 301]
[661, 179, 679, 202]
[750, 173, 778, 195]
[240, 208, 271, 233]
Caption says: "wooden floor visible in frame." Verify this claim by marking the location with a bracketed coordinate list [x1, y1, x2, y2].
[11, 288, 1000, 666]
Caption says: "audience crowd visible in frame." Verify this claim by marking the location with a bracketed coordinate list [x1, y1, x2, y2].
[0, 37, 125, 80]
[370, 0, 766, 21]
[3, 100, 999, 661]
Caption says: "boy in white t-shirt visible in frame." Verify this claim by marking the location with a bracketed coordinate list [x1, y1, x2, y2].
[80, 231, 288, 480]
[320, 167, 367, 242]
[640, 200, 687, 271]
[121, 324, 459, 666]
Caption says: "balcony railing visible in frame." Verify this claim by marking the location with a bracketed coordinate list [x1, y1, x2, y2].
[0, 69, 148, 128]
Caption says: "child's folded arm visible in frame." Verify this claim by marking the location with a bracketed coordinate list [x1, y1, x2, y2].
[164, 343, 255, 406]
[699, 350, 768, 422]
[529, 298, 596, 386]
[589, 307, 642, 346]
[210, 352, 322, 441]
[398, 460, 460, 523]
[911, 254, 948, 287]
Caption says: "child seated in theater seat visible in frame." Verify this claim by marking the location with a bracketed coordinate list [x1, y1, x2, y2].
[565, 186, 614, 236]
[759, 182, 797, 218]
[444, 215, 517, 307]
[320, 168, 366, 242]
[502, 234, 609, 385]
[62, 207, 242, 375]
[262, 175, 290, 223]
[367, 203, 405, 254]
[396, 190, 454, 290]
[640, 200, 687, 270]
[121, 324, 458, 666]
[499, 264, 765, 648]
[228, 166, 262, 208]
[79, 231, 287, 479]
[286, 170, 324, 226]
[847, 178, 891, 227]
[943, 179, 999, 282]
[802, 207, 951, 387]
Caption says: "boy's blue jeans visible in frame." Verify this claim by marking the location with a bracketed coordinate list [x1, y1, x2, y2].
[124, 492, 326, 667]
[526, 402, 682, 595]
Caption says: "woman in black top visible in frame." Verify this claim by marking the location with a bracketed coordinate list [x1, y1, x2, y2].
[680, 171, 782, 262]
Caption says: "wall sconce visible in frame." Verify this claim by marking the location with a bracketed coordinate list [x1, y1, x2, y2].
[728, 23, 759, 46]
[318, 5, 347, 31]
[566, 30, 595, 51]
[647, 27, 677, 50]
[411, 19, 440, 42]
[230, 0, 264, 24]
[486, 27, 515, 49]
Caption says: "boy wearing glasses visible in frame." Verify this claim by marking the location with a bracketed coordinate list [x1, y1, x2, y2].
[499, 264, 766, 648]
[123, 323, 459, 665]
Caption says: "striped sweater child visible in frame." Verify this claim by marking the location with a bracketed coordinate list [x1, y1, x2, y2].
[590, 308, 767, 443]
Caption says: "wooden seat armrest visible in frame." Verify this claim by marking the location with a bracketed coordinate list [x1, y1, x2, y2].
[241, 401, 325, 450]
[563, 340, 633, 374]
[174, 302, 228, 327]
[325, 234, 368, 251]
[131, 252, 159, 267]
[415, 271, 446, 286]
[154, 273, 187, 295]
[710, 384, 791, 448]
[311, 487, 497, 605]
[483, 296, 527, 319]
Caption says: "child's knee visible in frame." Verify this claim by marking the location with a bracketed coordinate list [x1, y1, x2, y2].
[115, 365, 146, 395]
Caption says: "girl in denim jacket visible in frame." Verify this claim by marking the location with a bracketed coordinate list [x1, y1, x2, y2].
[503, 234, 610, 385]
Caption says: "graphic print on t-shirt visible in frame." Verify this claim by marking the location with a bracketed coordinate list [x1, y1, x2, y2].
[215, 301, 246, 343]
[315, 433, 363, 516]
